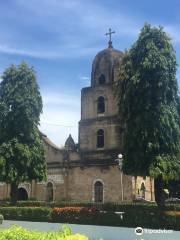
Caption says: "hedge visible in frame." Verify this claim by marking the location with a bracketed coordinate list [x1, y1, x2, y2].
[1, 200, 180, 212]
[51, 207, 100, 225]
[50, 207, 180, 230]
[0, 206, 180, 230]
[0, 207, 50, 222]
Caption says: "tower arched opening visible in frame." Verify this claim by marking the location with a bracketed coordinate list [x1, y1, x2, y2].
[97, 129, 104, 148]
[97, 96, 105, 114]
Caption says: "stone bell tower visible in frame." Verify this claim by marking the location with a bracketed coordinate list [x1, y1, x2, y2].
[79, 29, 124, 163]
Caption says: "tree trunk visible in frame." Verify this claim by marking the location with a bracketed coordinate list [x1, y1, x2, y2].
[154, 176, 165, 207]
[10, 182, 18, 205]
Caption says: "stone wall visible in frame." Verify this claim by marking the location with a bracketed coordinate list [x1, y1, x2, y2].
[0, 183, 9, 200]
[0, 169, 154, 202]
[132, 176, 155, 201]
[81, 84, 118, 120]
[79, 118, 122, 151]
[43, 141, 63, 163]
[67, 165, 132, 202]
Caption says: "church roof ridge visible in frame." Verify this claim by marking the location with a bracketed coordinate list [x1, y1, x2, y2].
[39, 131, 62, 150]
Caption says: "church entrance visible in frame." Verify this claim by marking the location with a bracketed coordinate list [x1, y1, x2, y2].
[46, 182, 53, 202]
[18, 187, 28, 201]
[94, 181, 103, 202]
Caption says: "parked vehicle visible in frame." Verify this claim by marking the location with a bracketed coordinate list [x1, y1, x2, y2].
[165, 198, 180, 203]
[133, 196, 155, 203]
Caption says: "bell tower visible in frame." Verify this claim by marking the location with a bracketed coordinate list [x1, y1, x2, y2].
[79, 31, 123, 163]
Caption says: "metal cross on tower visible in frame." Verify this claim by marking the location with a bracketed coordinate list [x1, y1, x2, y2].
[105, 28, 115, 48]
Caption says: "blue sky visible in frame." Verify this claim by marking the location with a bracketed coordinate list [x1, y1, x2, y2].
[0, 0, 180, 146]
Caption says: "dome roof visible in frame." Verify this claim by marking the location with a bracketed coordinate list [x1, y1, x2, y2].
[93, 47, 123, 65]
[91, 46, 123, 86]
[65, 134, 76, 150]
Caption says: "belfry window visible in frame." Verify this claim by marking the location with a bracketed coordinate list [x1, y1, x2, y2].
[98, 74, 106, 84]
[97, 129, 104, 148]
[97, 96, 105, 113]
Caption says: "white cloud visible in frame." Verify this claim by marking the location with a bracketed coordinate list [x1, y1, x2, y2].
[0, 0, 141, 60]
[16, 0, 80, 16]
[80, 76, 90, 81]
[164, 25, 180, 44]
[42, 92, 80, 107]
[39, 90, 80, 146]
[0, 69, 3, 83]
[78, 74, 91, 86]
[0, 44, 100, 59]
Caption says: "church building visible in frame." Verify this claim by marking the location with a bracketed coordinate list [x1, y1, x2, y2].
[0, 32, 154, 203]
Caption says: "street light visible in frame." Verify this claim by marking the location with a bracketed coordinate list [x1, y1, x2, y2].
[115, 154, 124, 201]
[118, 154, 123, 160]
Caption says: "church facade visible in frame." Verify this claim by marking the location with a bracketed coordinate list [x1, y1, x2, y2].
[0, 40, 154, 203]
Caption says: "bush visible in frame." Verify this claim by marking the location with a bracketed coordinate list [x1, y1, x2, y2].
[51, 207, 99, 224]
[0, 207, 51, 222]
[0, 214, 4, 224]
[120, 209, 180, 230]
[16, 201, 47, 207]
[1, 200, 180, 212]
[0, 205, 180, 230]
[0, 225, 88, 240]
[50, 206, 180, 230]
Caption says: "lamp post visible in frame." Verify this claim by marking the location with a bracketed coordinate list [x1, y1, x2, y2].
[115, 154, 124, 202]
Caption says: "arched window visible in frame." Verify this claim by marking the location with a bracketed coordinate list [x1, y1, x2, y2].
[46, 182, 53, 202]
[98, 74, 106, 84]
[94, 181, 103, 202]
[97, 96, 105, 113]
[97, 129, 104, 148]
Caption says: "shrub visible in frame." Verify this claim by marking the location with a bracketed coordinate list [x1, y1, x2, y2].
[0, 225, 88, 240]
[0, 205, 180, 230]
[50, 206, 180, 230]
[51, 207, 99, 224]
[52, 207, 98, 214]
[16, 201, 47, 207]
[1, 200, 180, 212]
[0, 207, 51, 222]
[0, 214, 4, 224]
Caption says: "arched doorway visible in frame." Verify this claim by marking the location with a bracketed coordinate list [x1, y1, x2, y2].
[94, 181, 103, 202]
[46, 182, 53, 202]
[18, 187, 28, 201]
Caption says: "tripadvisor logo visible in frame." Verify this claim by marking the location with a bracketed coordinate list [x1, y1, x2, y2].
[135, 227, 143, 235]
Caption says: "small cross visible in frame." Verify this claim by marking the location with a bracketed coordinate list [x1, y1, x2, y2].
[105, 28, 115, 48]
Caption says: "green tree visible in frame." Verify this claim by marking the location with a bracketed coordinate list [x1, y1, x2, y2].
[116, 23, 180, 206]
[0, 62, 46, 204]
[166, 180, 180, 198]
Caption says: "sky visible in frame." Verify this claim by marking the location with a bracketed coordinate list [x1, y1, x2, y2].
[0, 0, 180, 147]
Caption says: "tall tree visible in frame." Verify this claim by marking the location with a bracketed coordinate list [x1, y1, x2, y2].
[116, 23, 180, 206]
[166, 180, 180, 198]
[0, 62, 46, 204]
